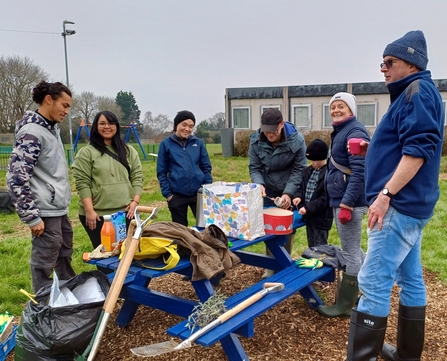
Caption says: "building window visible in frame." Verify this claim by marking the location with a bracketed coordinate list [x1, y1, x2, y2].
[357, 103, 377, 127]
[291, 104, 311, 127]
[323, 104, 331, 128]
[261, 105, 281, 114]
[232, 107, 250, 129]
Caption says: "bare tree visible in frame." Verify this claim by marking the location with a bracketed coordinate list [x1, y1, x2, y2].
[207, 112, 226, 129]
[97, 96, 124, 120]
[194, 112, 226, 140]
[142, 111, 173, 138]
[72, 91, 96, 124]
[0, 55, 48, 133]
[71, 93, 124, 125]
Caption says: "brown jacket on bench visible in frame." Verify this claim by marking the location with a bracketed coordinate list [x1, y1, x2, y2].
[142, 222, 240, 280]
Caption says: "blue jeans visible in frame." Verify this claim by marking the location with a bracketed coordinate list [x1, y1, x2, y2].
[357, 206, 429, 317]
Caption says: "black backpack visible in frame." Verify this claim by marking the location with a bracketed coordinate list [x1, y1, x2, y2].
[0, 189, 15, 214]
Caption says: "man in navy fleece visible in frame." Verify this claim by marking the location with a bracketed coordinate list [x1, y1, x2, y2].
[345, 30, 444, 361]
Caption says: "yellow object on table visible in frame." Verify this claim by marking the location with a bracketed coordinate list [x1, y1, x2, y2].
[296, 257, 323, 269]
[0, 312, 13, 343]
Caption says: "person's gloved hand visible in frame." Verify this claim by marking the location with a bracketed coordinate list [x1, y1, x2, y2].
[338, 208, 352, 224]
[296, 258, 323, 269]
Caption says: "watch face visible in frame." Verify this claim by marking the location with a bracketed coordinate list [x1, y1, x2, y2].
[382, 188, 393, 198]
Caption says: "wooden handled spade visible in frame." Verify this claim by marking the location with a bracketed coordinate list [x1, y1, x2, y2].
[130, 282, 285, 357]
[75, 206, 158, 361]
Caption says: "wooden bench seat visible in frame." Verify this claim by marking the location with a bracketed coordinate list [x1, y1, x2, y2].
[167, 264, 334, 351]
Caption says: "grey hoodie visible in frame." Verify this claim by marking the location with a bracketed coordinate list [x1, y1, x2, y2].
[7, 111, 71, 227]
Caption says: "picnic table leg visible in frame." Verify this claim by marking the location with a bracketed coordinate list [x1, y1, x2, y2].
[265, 235, 294, 269]
[299, 284, 325, 309]
[115, 273, 151, 327]
[191, 278, 216, 302]
[220, 333, 250, 361]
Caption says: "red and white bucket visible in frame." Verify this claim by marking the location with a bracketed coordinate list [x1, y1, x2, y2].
[263, 208, 294, 235]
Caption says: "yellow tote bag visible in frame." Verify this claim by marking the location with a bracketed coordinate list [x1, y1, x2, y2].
[120, 236, 180, 270]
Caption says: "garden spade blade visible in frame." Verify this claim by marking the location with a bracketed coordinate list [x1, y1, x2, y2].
[130, 282, 284, 357]
[131, 340, 183, 357]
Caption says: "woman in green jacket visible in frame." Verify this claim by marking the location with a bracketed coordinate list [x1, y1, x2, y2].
[72, 111, 144, 263]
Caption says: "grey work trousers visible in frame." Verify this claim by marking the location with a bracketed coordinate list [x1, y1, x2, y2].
[333, 206, 367, 276]
[30, 215, 76, 293]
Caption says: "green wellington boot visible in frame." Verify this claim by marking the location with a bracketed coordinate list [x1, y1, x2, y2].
[380, 303, 426, 361]
[317, 272, 358, 318]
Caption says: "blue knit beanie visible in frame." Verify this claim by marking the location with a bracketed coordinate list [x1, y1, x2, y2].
[383, 30, 428, 70]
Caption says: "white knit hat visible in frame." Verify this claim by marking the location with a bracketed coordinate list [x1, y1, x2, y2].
[329, 92, 357, 116]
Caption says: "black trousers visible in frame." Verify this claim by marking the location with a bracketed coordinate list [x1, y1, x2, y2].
[305, 223, 329, 248]
[168, 193, 197, 226]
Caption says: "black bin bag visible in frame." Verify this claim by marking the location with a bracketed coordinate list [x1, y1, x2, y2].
[15, 270, 111, 361]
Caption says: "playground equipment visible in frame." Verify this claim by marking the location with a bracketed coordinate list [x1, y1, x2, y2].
[73, 119, 147, 159]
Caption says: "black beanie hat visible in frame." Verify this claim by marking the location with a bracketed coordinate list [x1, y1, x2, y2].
[306, 138, 329, 161]
[174, 110, 196, 129]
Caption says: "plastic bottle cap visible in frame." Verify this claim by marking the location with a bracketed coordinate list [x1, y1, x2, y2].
[103, 215, 111, 221]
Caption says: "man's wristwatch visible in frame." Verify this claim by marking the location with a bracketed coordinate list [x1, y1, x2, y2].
[382, 188, 394, 199]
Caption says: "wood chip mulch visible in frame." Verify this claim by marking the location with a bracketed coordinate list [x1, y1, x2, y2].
[6, 265, 447, 361]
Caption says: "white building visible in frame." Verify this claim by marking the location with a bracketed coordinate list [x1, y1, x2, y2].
[225, 80, 447, 131]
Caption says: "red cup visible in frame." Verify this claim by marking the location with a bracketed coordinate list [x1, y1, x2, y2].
[349, 138, 363, 155]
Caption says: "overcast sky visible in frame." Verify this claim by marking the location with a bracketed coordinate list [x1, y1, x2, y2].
[2, 0, 446, 123]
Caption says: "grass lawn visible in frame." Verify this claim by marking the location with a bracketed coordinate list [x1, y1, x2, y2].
[1, 143, 447, 316]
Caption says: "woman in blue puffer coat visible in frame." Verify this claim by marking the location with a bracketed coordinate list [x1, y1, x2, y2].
[317, 92, 370, 318]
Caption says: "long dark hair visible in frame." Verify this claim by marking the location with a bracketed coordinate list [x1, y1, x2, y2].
[32, 81, 72, 104]
[90, 111, 129, 168]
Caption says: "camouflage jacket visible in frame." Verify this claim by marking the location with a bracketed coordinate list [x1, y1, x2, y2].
[6, 111, 71, 227]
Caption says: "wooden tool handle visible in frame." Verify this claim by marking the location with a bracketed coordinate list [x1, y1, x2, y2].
[103, 236, 140, 313]
[136, 206, 156, 213]
[126, 221, 136, 243]
[218, 292, 263, 323]
[263, 282, 283, 289]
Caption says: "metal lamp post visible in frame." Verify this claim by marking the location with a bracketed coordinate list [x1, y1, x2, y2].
[61, 20, 76, 163]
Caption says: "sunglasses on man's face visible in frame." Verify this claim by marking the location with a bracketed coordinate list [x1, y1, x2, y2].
[380, 59, 398, 69]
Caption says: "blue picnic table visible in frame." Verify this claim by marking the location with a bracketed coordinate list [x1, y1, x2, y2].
[88, 214, 334, 360]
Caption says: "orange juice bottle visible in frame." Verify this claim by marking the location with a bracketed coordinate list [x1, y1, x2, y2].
[100, 215, 115, 252]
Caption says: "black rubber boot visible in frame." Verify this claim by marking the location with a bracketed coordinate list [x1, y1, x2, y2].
[317, 272, 359, 318]
[346, 309, 387, 361]
[380, 303, 426, 361]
